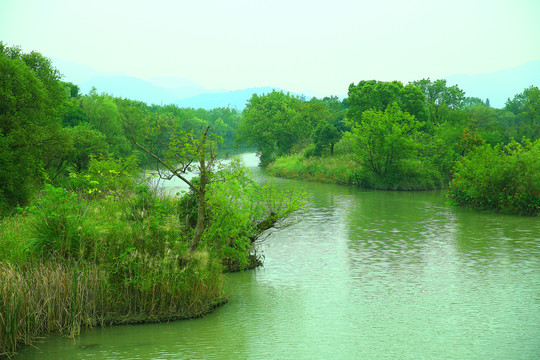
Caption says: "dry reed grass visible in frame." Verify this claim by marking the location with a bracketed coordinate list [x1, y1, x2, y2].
[0, 262, 103, 358]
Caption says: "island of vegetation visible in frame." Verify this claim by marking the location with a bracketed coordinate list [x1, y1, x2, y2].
[238, 81, 538, 215]
[0, 42, 538, 357]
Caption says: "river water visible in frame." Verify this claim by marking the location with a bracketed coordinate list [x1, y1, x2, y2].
[16, 153, 540, 359]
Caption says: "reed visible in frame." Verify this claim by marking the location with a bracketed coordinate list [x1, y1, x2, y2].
[0, 253, 224, 358]
[0, 262, 104, 358]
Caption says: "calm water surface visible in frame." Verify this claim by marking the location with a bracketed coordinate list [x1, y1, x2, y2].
[17, 153, 540, 359]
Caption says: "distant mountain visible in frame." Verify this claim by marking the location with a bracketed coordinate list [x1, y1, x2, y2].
[50, 57, 307, 109]
[445, 60, 540, 108]
[146, 77, 227, 100]
[51, 57, 124, 84]
[78, 76, 191, 105]
[175, 87, 296, 110]
[51, 58, 215, 105]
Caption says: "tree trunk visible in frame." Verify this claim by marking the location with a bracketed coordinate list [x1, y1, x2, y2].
[189, 189, 206, 252]
[189, 128, 209, 252]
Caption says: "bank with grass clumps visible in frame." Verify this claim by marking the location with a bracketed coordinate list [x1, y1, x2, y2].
[267, 152, 444, 191]
[0, 156, 302, 358]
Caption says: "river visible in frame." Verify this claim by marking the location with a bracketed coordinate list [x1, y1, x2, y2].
[16, 153, 540, 359]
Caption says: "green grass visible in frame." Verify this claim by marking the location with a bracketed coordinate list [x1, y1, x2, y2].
[267, 153, 444, 191]
[267, 154, 360, 184]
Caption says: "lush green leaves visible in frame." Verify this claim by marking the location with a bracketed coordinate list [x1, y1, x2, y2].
[346, 104, 423, 177]
[448, 139, 539, 215]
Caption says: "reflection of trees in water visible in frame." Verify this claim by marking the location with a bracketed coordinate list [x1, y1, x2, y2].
[344, 190, 453, 279]
[344, 189, 540, 280]
[451, 208, 540, 267]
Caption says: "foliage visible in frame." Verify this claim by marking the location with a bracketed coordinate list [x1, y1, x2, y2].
[346, 105, 423, 176]
[347, 80, 403, 121]
[312, 122, 340, 156]
[238, 91, 308, 166]
[505, 86, 540, 139]
[65, 123, 110, 172]
[204, 157, 304, 269]
[0, 44, 68, 210]
[447, 139, 539, 215]
[64, 154, 138, 198]
[412, 78, 465, 124]
[80, 90, 131, 157]
[26, 185, 89, 261]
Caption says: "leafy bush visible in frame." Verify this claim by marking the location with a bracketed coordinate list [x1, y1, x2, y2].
[64, 154, 138, 198]
[205, 157, 304, 270]
[448, 139, 539, 215]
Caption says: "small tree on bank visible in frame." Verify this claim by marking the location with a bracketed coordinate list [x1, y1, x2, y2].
[131, 118, 218, 252]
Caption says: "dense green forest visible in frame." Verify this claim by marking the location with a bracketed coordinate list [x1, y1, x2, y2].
[0, 43, 538, 357]
[239, 80, 538, 215]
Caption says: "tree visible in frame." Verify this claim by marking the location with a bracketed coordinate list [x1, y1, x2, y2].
[81, 91, 130, 157]
[0, 44, 68, 210]
[397, 84, 429, 122]
[313, 122, 340, 156]
[131, 118, 218, 252]
[66, 123, 109, 172]
[347, 80, 403, 122]
[238, 91, 308, 166]
[412, 79, 465, 124]
[505, 86, 540, 139]
[345, 104, 423, 177]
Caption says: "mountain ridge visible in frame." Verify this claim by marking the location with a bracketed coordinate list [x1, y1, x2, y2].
[51, 57, 540, 110]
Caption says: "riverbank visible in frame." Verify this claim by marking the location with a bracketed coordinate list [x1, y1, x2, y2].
[17, 176, 540, 359]
[267, 153, 444, 190]
[0, 155, 303, 358]
[0, 196, 225, 359]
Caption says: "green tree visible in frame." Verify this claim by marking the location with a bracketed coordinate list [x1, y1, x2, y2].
[81, 90, 130, 156]
[412, 79, 465, 124]
[131, 118, 219, 252]
[238, 91, 308, 165]
[345, 104, 423, 178]
[313, 122, 340, 156]
[347, 80, 403, 122]
[397, 84, 429, 122]
[66, 123, 109, 172]
[0, 44, 67, 210]
[505, 86, 540, 139]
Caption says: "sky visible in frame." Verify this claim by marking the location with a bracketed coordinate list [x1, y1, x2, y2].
[1, 0, 540, 95]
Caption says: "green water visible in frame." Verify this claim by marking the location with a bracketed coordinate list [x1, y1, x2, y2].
[16, 154, 540, 359]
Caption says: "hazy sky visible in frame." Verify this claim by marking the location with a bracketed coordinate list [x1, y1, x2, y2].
[1, 0, 539, 95]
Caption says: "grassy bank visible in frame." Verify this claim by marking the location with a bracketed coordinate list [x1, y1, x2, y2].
[267, 153, 444, 190]
[0, 156, 302, 358]
[267, 154, 359, 184]
[0, 189, 224, 358]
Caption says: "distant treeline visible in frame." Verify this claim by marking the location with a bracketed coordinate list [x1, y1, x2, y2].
[239, 81, 538, 214]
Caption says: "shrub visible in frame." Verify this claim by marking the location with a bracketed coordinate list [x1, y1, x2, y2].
[448, 139, 539, 215]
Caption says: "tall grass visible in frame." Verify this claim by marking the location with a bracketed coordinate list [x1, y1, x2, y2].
[267, 153, 359, 184]
[0, 183, 225, 358]
[0, 262, 104, 357]
[0, 256, 224, 358]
